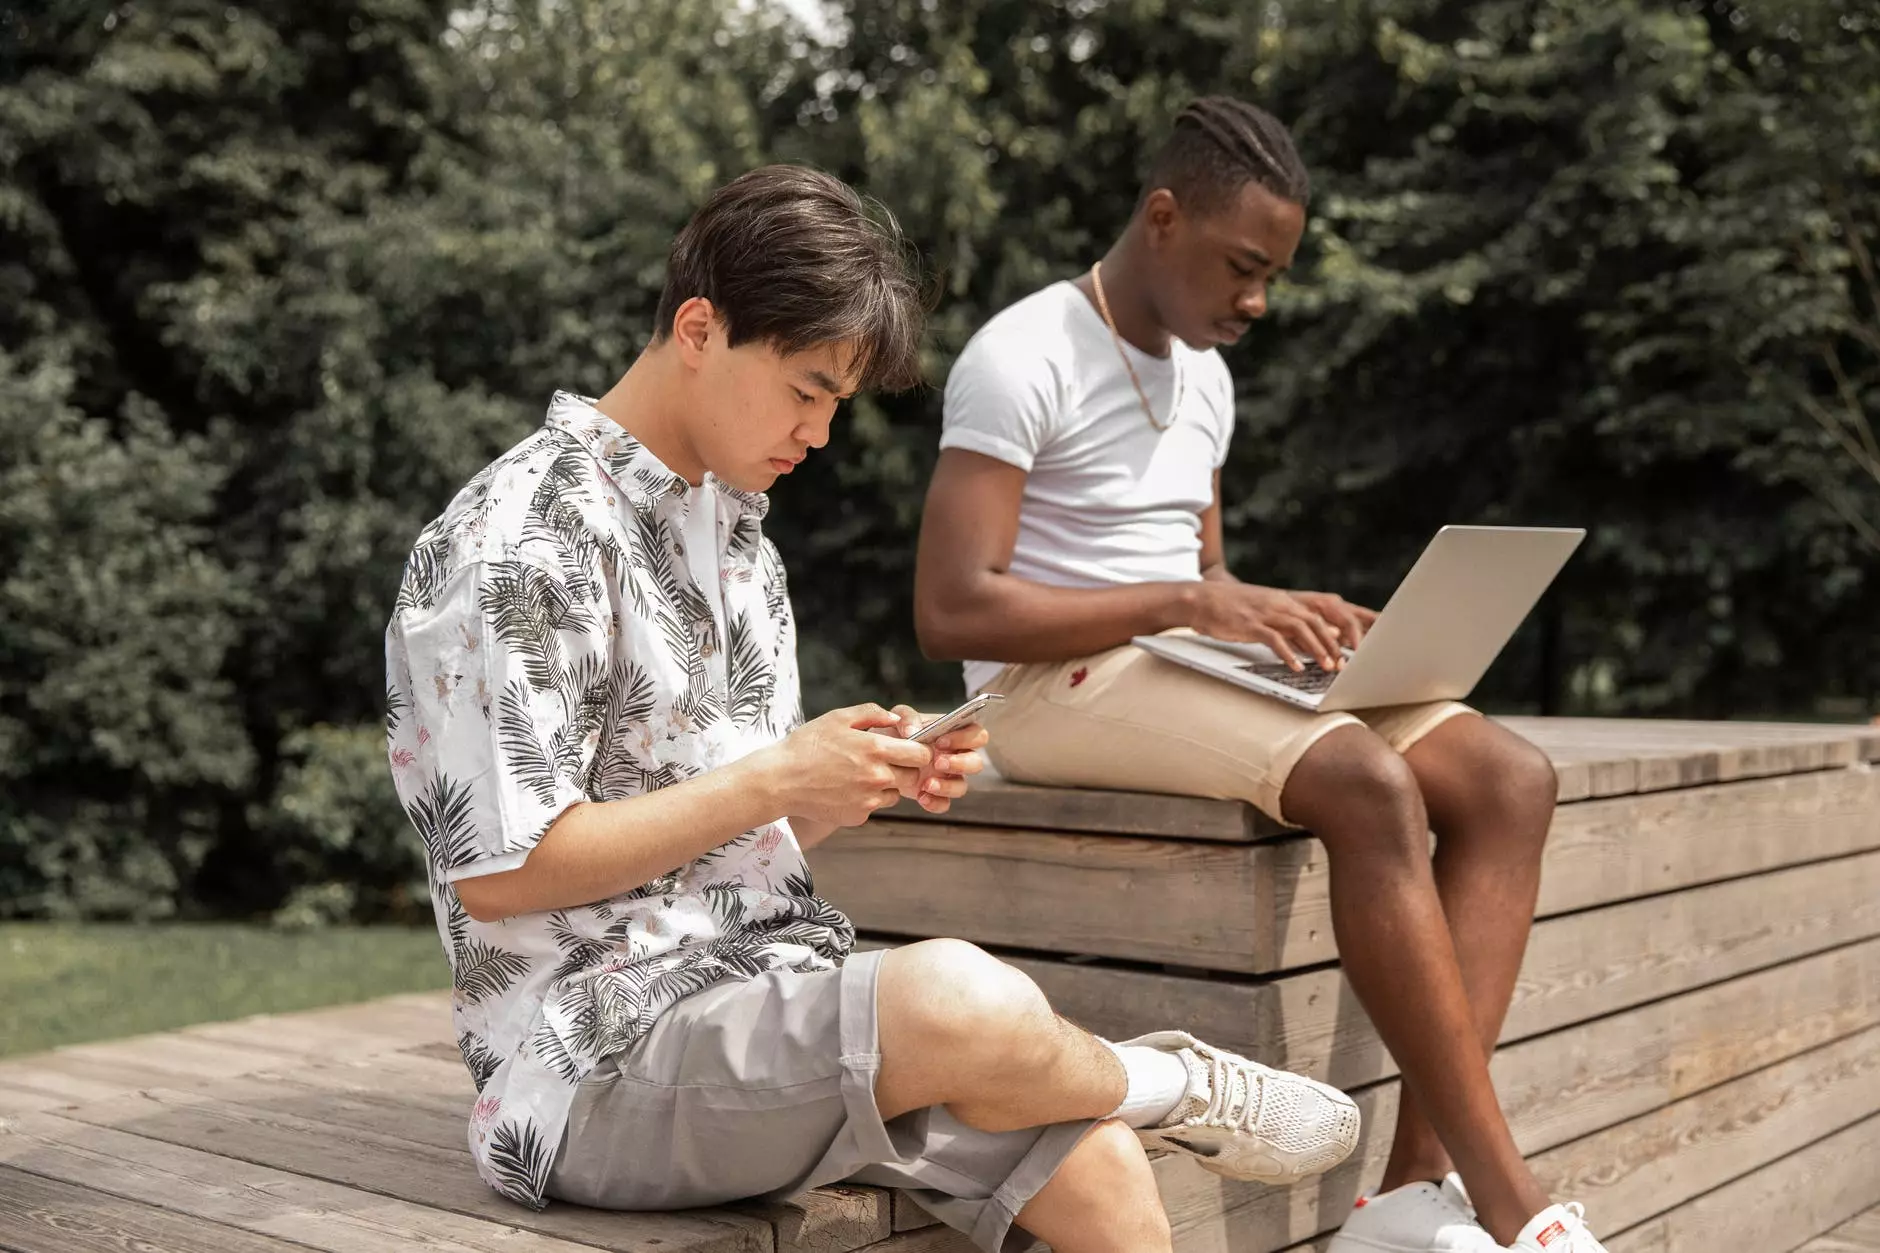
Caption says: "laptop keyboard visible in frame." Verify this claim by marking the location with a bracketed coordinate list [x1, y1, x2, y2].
[1236, 659, 1340, 695]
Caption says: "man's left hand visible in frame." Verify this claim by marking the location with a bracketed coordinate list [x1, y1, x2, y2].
[889, 705, 988, 814]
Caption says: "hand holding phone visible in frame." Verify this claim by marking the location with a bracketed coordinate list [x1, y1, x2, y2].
[907, 692, 1005, 744]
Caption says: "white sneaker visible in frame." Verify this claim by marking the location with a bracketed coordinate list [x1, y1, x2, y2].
[1509, 1203, 1612, 1251]
[1121, 1029, 1360, 1183]
[1327, 1181, 1501, 1252]
[1441, 1172, 1473, 1214]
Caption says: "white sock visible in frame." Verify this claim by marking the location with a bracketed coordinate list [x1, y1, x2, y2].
[1103, 1041, 1190, 1128]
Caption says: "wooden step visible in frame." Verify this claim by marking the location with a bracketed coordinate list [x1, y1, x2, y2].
[877, 718, 1880, 837]
[980, 846, 1880, 1086]
[812, 764, 1880, 974]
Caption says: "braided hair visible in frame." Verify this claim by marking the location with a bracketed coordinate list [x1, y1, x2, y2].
[1142, 96, 1310, 216]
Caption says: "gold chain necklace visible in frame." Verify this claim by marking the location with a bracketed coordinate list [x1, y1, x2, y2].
[1090, 261, 1182, 433]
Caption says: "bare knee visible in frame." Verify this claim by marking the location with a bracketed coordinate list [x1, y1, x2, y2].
[880, 939, 1056, 1066]
[1283, 725, 1428, 861]
[1429, 725, 1558, 857]
[1019, 1121, 1171, 1253]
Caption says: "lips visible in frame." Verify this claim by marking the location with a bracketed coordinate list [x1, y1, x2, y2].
[769, 457, 801, 474]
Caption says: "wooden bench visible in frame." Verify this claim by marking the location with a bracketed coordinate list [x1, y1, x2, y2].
[1, 718, 1875, 1253]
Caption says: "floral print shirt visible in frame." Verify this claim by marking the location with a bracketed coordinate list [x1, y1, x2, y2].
[384, 391, 854, 1208]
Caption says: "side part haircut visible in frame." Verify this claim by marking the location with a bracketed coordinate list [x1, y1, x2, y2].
[654, 164, 928, 392]
[1144, 96, 1311, 216]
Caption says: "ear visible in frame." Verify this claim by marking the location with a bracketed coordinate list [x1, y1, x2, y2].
[1140, 188, 1184, 251]
[670, 296, 719, 367]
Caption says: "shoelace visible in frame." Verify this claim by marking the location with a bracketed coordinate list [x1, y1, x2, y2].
[1201, 1051, 1271, 1135]
[1560, 1202, 1599, 1250]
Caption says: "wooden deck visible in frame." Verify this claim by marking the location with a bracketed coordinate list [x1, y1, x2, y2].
[2, 717, 1876, 1252]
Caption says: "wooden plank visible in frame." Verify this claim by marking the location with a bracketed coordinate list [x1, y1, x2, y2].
[1605, 1112, 1880, 1253]
[875, 720, 1879, 837]
[1148, 939, 1880, 1253]
[1530, 1026, 1880, 1235]
[816, 766, 1880, 973]
[891, 1192, 940, 1232]
[739, 1185, 894, 1253]
[814, 825, 1273, 971]
[876, 774, 1266, 842]
[1504, 717, 1873, 793]
[0, 1111, 610, 1253]
[49, 1086, 772, 1253]
[0, 1161, 305, 1253]
[1004, 847, 1880, 1086]
[1799, 1206, 1880, 1253]
[1276, 1028, 1880, 1253]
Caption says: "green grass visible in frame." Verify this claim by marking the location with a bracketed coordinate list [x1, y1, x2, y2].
[0, 922, 452, 1058]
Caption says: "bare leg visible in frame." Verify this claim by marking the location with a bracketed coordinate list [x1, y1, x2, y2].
[873, 938, 1126, 1130]
[1281, 725, 1550, 1243]
[1013, 1120, 1174, 1253]
[1377, 716, 1558, 1192]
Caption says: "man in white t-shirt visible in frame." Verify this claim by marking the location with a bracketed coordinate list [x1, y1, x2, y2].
[915, 98, 1612, 1253]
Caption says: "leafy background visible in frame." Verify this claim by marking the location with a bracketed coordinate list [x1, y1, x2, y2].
[1, 0, 1874, 924]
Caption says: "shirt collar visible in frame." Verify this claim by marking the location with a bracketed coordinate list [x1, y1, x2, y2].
[544, 391, 770, 521]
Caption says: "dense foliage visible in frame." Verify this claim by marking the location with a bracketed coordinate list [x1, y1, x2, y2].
[2, 0, 1873, 921]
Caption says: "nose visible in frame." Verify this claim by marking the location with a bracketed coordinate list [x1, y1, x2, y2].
[797, 409, 834, 450]
[1236, 283, 1268, 320]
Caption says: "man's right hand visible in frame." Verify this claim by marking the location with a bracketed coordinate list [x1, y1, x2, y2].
[755, 704, 937, 828]
[1186, 583, 1346, 672]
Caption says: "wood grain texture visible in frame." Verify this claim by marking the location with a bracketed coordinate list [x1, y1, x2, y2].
[816, 765, 1880, 973]
[1003, 846, 1880, 1086]
[50, 1086, 773, 1253]
[1148, 939, 1880, 1253]
[1797, 1207, 1880, 1253]
[1605, 1112, 1880, 1253]
[0, 1162, 305, 1253]
[0, 1111, 609, 1253]
[870, 718, 1880, 832]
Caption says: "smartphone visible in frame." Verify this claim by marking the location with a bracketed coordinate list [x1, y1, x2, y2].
[909, 692, 1006, 744]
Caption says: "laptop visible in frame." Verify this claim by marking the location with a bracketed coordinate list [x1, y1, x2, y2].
[1131, 525, 1586, 711]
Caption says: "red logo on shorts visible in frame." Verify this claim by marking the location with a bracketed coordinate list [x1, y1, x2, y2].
[1069, 667, 1089, 688]
[1536, 1221, 1569, 1247]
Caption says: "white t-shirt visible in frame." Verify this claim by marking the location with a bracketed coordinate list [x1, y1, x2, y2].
[940, 280, 1237, 693]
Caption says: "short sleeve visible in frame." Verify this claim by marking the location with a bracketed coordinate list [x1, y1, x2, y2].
[1203, 354, 1237, 469]
[385, 559, 605, 884]
[939, 325, 1065, 472]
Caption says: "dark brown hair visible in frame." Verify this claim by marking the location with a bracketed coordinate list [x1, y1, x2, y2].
[654, 165, 927, 392]
[1143, 96, 1311, 216]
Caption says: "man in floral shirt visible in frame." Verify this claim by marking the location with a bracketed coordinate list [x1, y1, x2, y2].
[386, 165, 1359, 1253]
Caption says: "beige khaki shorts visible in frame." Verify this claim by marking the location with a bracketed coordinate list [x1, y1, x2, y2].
[981, 631, 1476, 824]
[546, 949, 1092, 1253]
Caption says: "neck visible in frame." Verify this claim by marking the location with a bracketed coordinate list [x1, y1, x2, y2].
[593, 343, 708, 486]
[1087, 225, 1173, 357]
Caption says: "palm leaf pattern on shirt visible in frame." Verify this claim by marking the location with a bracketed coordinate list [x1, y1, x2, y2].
[458, 1030, 505, 1091]
[407, 772, 481, 872]
[385, 684, 407, 737]
[547, 909, 611, 984]
[495, 681, 562, 807]
[488, 1118, 555, 1208]
[482, 560, 580, 694]
[395, 531, 455, 614]
[455, 937, 532, 1003]
[724, 611, 774, 727]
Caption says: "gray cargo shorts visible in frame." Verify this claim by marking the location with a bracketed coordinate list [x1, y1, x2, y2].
[545, 948, 1096, 1253]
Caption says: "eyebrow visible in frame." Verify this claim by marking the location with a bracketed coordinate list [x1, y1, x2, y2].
[802, 369, 856, 399]
[1232, 244, 1279, 270]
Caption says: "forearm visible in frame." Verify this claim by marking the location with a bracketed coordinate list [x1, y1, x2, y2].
[456, 752, 784, 922]
[919, 573, 1197, 662]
